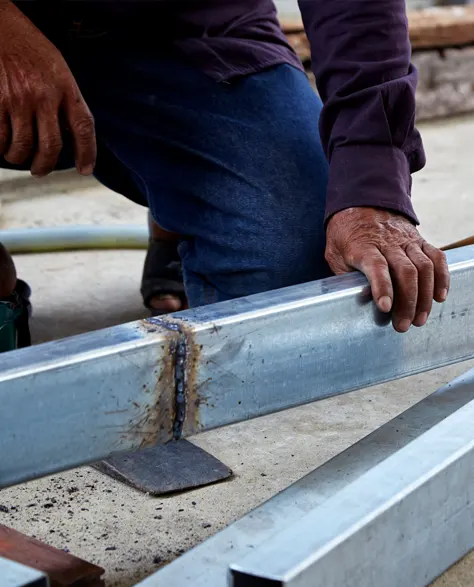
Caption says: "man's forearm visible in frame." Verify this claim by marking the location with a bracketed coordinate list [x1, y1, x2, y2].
[298, 0, 425, 224]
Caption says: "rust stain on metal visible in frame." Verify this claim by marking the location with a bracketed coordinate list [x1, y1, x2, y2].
[122, 321, 179, 448]
[179, 320, 203, 437]
[128, 316, 206, 442]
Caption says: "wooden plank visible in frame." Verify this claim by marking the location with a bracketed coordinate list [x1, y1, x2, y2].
[281, 6, 474, 58]
[409, 6, 474, 49]
[0, 525, 105, 587]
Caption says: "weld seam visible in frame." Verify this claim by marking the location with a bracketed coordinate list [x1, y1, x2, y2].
[148, 317, 187, 440]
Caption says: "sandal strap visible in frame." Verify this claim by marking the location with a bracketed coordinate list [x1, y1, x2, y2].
[140, 240, 185, 309]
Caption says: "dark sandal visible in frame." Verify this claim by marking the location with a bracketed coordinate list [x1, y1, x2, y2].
[140, 239, 187, 316]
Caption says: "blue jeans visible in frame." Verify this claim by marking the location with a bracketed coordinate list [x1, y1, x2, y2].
[1, 30, 330, 307]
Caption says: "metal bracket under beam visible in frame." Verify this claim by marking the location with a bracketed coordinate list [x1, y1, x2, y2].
[142, 366, 474, 587]
[1, 556, 49, 587]
[1, 246, 474, 488]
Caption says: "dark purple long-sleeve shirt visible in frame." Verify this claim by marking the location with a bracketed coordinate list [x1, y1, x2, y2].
[172, 0, 425, 224]
[297, 0, 425, 224]
[18, 0, 426, 224]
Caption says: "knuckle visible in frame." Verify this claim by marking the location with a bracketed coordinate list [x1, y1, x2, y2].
[11, 90, 38, 111]
[2, 84, 48, 110]
[7, 91, 26, 109]
[435, 249, 448, 265]
[370, 258, 388, 271]
[325, 250, 344, 274]
[418, 257, 434, 274]
[41, 137, 62, 154]
[12, 137, 32, 152]
[324, 248, 336, 265]
[400, 264, 417, 282]
[424, 244, 447, 266]
[36, 86, 60, 103]
[344, 245, 362, 266]
[72, 114, 95, 139]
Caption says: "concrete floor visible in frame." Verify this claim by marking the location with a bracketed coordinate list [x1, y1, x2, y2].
[0, 115, 474, 586]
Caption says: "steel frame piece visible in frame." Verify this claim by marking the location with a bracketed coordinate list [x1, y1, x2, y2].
[1, 246, 474, 488]
[1, 247, 474, 585]
[4, 364, 474, 586]
[144, 366, 474, 587]
[1, 557, 48, 587]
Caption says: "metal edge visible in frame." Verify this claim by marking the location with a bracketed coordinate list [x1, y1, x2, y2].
[229, 369, 474, 586]
[0, 556, 49, 587]
[142, 366, 474, 586]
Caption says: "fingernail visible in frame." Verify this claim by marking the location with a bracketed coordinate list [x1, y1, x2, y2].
[414, 312, 428, 327]
[396, 319, 411, 333]
[439, 289, 448, 302]
[378, 296, 392, 313]
[79, 164, 94, 176]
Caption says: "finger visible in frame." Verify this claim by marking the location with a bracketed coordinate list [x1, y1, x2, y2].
[349, 246, 393, 313]
[0, 111, 11, 155]
[31, 106, 63, 177]
[4, 111, 34, 165]
[405, 243, 434, 327]
[384, 248, 418, 333]
[422, 242, 450, 303]
[63, 91, 96, 175]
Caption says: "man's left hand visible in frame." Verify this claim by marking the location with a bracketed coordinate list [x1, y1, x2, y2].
[325, 207, 450, 333]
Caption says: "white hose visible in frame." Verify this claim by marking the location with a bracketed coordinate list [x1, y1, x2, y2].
[0, 225, 149, 254]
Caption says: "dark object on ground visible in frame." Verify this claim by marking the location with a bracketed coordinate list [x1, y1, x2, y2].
[0, 279, 31, 353]
[95, 439, 232, 495]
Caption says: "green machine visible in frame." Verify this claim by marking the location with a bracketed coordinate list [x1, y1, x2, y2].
[0, 281, 31, 354]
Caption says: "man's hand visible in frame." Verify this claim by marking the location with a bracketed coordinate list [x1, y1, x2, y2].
[325, 207, 450, 333]
[0, 243, 16, 298]
[0, 2, 96, 177]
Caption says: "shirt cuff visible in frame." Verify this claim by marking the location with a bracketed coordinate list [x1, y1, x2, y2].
[324, 144, 419, 226]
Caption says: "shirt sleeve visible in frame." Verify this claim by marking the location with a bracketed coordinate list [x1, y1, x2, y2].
[298, 0, 426, 225]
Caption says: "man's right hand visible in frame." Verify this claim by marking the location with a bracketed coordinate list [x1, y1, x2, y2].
[0, 1, 96, 177]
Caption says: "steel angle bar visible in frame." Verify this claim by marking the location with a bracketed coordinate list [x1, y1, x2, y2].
[141, 367, 474, 587]
[229, 367, 474, 586]
[1, 246, 474, 489]
[1, 556, 49, 587]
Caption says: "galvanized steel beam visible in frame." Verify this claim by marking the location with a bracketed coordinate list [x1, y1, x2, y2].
[141, 366, 474, 587]
[229, 366, 474, 586]
[1, 556, 49, 587]
[1, 246, 474, 488]
[0, 321, 178, 488]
